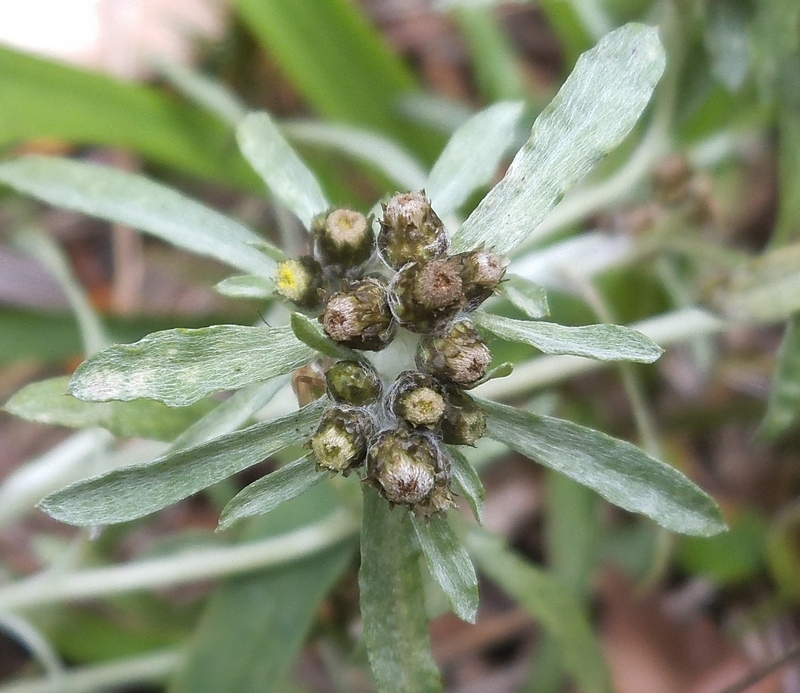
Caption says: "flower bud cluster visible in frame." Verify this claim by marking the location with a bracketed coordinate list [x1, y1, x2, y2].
[277, 191, 506, 516]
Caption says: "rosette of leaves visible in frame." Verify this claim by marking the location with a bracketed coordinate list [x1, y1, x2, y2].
[1, 24, 726, 693]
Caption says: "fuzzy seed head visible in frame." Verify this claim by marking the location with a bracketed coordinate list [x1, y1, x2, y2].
[312, 426, 358, 472]
[413, 260, 463, 310]
[441, 391, 487, 446]
[368, 430, 437, 505]
[417, 320, 491, 385]
[314, 208, 373, 267]
[398, 387, 446, 426]
[326, 360, 382, 406]
[378, 191, 449, 269]
[321, 279, 395, 351]
[310, 408, 371, 473]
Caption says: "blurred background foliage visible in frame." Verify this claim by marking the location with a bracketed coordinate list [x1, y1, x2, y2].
[0, 0, 799, 691]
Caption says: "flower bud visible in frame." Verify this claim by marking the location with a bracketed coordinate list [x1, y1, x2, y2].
[388, 259, 465, 333]
[275, 256, 323, 308]
[449, 247, 509, 309]
[388, 371, 446, 428]
[366, 429, 454, 514]
[313, 208, 374, 268]
[321, 278, 396, 351]
[310, 407, 373, 474]
[378, 191, 449, 269]
[416, 319, 491, 386]
[441, 390, 487, 446]
[325, 359, 382, 406]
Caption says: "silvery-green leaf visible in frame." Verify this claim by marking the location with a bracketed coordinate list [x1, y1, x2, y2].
[4, 376, 212, 441]
[218, 456, 326, 530]
[759, 316, 800, 440]
[452, 24, 665, 254]
[237, 112, 330, 229]
[447, 447, 485, 524]
[426, 101, 524, 217]
[290, 312, 357, 360]
[0, 156, 278, 277]
[705, 0, 751, 91]
[69, 325, 315, 407]
[411, 515, 479, 623]
[39, 399, 326, 526]
[479, 397, 726, 536]
[468, 529, 611, 693]
[169, 378, 288, 452]
[156, 59, 246, 125]
[214, 274, 274, 300]
[474, 311, 663, 363]
[284, 120, 427, 191]
[497, 273, 549, 318]
[717, 243, 800, 322]
[360, 489, 441, 693]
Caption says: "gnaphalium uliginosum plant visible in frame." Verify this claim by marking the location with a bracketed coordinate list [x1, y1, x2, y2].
[1, 24, 726, 693]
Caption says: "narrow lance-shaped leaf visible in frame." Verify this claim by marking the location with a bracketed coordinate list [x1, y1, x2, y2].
[411, 515, 479, 623]
[474, 311, 663, 363]
[452, 23, 665, 254]
[284, 120, 428, 191]
[468, 529, 612, 693]
[359, 489, 442, 693]
[758, 315, 800, 440]
[427, 101, 524, 218]
[4, 376, 214, 442]
[237, 112, 330, 229]
[479, 398, 727, 536]
[214, 274, 274, 300]
[0, 156, 279, 277]
[290, 312, 357, 360]
[39, 399, 326, 526]
[447, 447, 485, 524]
[69, 325, 315, 408]
[496, 273, 550, 319]
[218, 456, 327, 530]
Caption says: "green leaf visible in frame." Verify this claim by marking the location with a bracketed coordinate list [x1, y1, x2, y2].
[447, 447, 485, 524]
[426, 101, 524, 218]
[218, 456, 326, 530]
[704, 0, 752, 91]
[468, 529, 611, 693]
[214, 275, 274, 300]
[4, 376, 213, 442]
[759, 315, 800, 439]
[719, 243, 800, 322]
[473, 312, 663, 363]
[497, 273, 550, 318]
[411, 515, 479, 623]
[0, 156, 278, 277]
[237, 112, 331, 229]
[359, 489, 441, 693]
[168, 378, 288, 452]
[289, 312, 356, 360]
[69, 325, 315, 407]
[156, 60, 247, 126]
[39, 399, 326, 526]
[479, 398, 727, 536]
[766, 500, 800, 602]
[232, 0, 440, 158]
[451, 23, 665, 254]
[0, 45, 258, 189]
[284, 120, 428, 191]
[169, 484, 355, 693]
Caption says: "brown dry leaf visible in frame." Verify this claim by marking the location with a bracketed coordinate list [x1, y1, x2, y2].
[600, 568, 782, 693]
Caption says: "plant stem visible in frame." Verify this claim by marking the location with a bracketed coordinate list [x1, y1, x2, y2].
[0, 649, 183, 693]
[0, 510, 358, 611]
